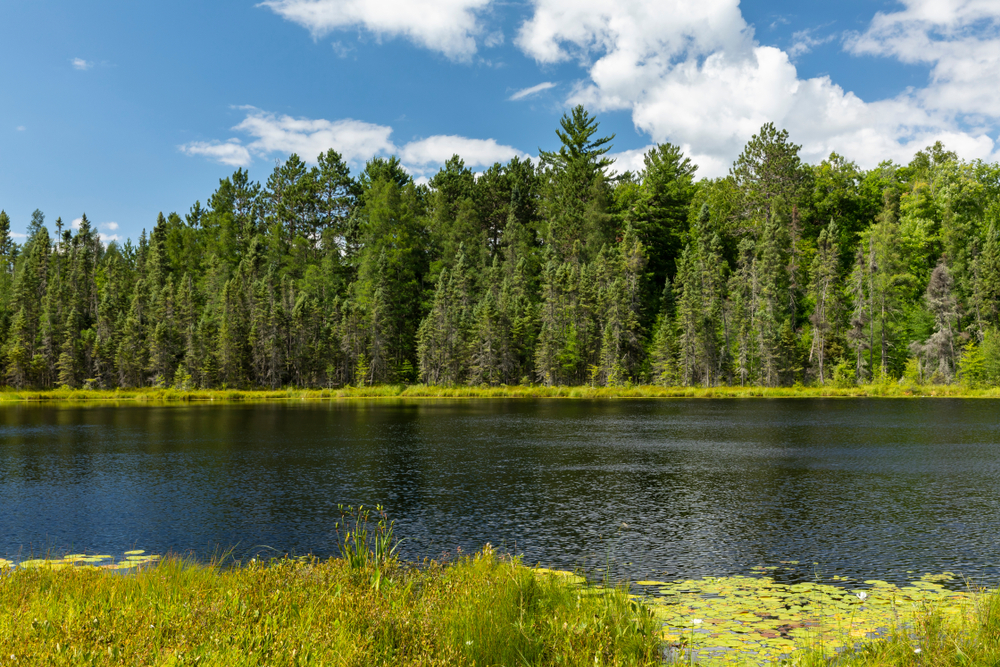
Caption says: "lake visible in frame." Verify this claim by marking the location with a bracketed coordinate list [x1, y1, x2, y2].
[2, 398, 999, 586]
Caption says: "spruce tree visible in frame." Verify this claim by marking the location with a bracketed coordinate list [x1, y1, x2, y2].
[808, 221, 841, 383]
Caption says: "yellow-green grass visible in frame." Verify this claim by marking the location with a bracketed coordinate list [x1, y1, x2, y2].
[3, 383, 1000, 404]
[794, 587, 1000, 666]
[0, 548, 660, 666]
[638, 569, 997, 666]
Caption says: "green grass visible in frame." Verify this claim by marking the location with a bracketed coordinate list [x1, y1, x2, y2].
[639, 569, 997, 666]
[795, 588, 1000, 667]
[3, 383, 1000, 403]
[0, 547, 661, 666]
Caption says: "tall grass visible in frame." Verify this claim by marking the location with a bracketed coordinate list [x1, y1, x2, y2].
[3, 383, 1000, 404]
[0, 548, 660, 666]
[795, 588, 1000, 666]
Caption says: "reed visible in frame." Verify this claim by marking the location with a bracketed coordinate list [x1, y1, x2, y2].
[795, 587, 1000, 666]
[0, 548, 660, 666]
[3, 383, 1000, 403]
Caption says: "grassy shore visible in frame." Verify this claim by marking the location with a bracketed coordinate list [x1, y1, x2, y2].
[2, 383, 1000, 403]
[0, 548, 660, 666]
[796, 589, 1000, 667]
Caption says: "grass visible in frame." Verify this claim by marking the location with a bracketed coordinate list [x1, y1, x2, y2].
[3, 383, 1000, 404]
[640, 568, 999, 666]
[795, 587, 1000, 667]
[0, 547, 661, 666]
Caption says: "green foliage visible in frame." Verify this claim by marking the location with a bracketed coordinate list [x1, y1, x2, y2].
[4, 114, 1000, 391]
[0, 547, 660, 666]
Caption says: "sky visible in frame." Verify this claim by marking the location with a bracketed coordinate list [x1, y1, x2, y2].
[2, 0, 999, 243]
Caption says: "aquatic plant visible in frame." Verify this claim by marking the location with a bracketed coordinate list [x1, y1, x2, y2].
[638, 570, 984, 665]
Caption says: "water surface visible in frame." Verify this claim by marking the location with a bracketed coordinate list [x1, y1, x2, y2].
[2, 399, 998, 585]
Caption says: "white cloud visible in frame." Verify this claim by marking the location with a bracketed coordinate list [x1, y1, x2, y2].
[11, 232, 26, 240]
[516, 0, 750, 65]
[233, 108, 395, 164]
[71, 58, 93, 71]
[181, 108, 525, 179]
[400, 135, 526, 166]
[788, 28, 836, 57]
[331, 40, 355, 58]
[259, 0, 492, 60]
[509, 81, 557, 100]
[484, 30, 504, 48]
[66, 219, 121, 243]
[16, 126, 25, 132]
[845, 0, 1000, 118]
[515, 0, 1000, 176]
[608, 145, 655, 175]
[180, 140, 253, 167]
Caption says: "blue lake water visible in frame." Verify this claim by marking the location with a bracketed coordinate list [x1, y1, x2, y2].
[2, 399, 999, 585]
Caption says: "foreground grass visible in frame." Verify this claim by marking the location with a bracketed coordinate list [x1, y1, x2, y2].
[643, 569, 1000, 666]
[795, 589, 1000, 667]
[3, 383, 1000, 403]
[0, 548, 660, 666]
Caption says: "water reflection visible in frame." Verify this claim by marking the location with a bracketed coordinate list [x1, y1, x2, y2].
[1, 399, 999, 585]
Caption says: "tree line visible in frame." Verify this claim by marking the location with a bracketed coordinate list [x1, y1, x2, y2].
[2, 106, 1000, 390]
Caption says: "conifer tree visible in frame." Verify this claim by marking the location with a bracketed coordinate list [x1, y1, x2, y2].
[539, 106, 615, 263]
[808, 220, 841, 383]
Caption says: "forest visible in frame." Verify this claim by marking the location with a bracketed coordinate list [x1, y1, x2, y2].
[2, 106, 1000, 391]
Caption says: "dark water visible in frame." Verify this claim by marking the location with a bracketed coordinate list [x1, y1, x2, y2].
[2, 399, 1000, 585]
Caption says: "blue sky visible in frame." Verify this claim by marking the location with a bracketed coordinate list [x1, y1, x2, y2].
[2, 0, 998, 242]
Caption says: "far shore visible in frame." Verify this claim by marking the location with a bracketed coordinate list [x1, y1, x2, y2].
[1, 383, 999, 403]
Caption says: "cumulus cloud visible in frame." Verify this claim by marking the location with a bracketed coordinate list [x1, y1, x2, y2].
[181, 108, 525, 179]
[845, 0, 1000, 118]
[400, 135, 526, 166]
[260, 0, 492, 60]
[607, 145, 655, 175]
[100, 222, 119, 232]
[509, 81, 557, 100]
[514, 0, 1000, 176]
[179, 109, 394, 168]
[233, 109, 395, 163]
[71, 58, 93, 71]
[180, 140, 253, 167]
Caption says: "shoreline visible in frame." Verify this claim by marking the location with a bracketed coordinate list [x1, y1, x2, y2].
[1, 383, 1000, 403]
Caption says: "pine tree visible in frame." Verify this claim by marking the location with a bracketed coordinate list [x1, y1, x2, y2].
[865, 189, 910, 380]
[847, 246, 870, 383]
[808, 220, 841, 383]
[971, 217, 1000, 332]
[753, 207, 793, 386]
[915, 259, 959, 382]
[674, 206, 727, 386]
[594, 226, 647, 385]
[648, 277, 678, 386]
[539, 106, 615, 263]
[728, 238, 757, 386]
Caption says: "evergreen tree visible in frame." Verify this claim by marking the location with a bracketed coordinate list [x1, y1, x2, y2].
[914, 260, 960, 382]
[808, 221, 841, 383]
[539, 106, 615, 262]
